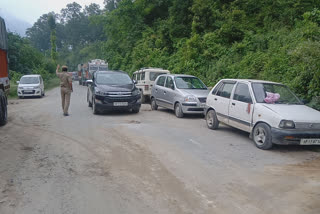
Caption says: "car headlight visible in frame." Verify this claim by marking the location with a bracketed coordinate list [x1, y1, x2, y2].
[132, 89, 140, 96]
[18, 87, 23, 90]
[95, 88, 103, 95]
[184, 95, 197, 102]
[279, 120, 295, 129]
[33, 86, 40, 89]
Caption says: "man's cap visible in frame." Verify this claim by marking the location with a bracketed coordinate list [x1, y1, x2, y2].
[62, 65, 68, 69]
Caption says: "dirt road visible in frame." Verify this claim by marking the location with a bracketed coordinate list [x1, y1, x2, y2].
[0, 84, 320, 214]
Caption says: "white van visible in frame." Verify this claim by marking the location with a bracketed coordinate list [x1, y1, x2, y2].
[132, 68, 170, 103]
[17, 75, 45, 98]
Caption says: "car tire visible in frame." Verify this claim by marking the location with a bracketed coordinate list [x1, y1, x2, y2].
[92, 98, 98, 115]
[206, 109, 219, 130]
[132, 107, 140, 113]
[151, 98, 158, 110]
[87, 91, 92, 107]
[252, 123, 273, 150]
[0, 90, 8, 126]
[42, 90, 45, 97]
[174, 102, 184, 118]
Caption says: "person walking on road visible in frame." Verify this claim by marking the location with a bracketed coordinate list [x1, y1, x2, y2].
[56, 64, 73, 116]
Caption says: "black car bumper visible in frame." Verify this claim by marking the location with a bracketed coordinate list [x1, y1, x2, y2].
[95, 102, 141, 111]
[95, 95, 141, 112]
[271, 128, 320, 145]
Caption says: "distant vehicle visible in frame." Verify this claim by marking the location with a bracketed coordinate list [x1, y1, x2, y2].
[151, 74, 209, 118]
[0, 16, 9, 125]
[79, 59, 108, 86]
[205, 79, 320, 149]
[78, 63, 88, 86]
[133, 67, 170, 103]
[86, 71, 141, 114]
[17, 75, 45, 98]
[70, 72, 78, 81]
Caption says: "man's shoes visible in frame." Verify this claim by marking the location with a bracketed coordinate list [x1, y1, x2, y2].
[63, 113, 69, 116]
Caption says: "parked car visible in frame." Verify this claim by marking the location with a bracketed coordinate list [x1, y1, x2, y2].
[17, 75, 45, 98]
[132, 68, 170, 103]
[86, 71, 141, 114]
[205, 79, 320, 149]
[151, 74, 210, 118]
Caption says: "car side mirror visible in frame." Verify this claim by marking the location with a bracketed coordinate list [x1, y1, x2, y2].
[171, 85, 175, 90]
[16, 81, 20, 84]
[133, 80, 137, 84]
[86, 80, 93, 85]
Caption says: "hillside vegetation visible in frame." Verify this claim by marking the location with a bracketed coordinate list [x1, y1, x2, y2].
[24, 0, 320, 108]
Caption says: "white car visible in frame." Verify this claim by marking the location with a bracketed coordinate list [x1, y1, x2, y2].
[205, 79, 320, 149]
[17, 75, 45, 98]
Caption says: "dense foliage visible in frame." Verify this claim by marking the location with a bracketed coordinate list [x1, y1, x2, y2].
[8, 33, 56, 82]
[25, 0, 320, 108]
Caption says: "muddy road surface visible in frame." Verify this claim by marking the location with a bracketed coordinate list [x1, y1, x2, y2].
[0, 84, 320, 214]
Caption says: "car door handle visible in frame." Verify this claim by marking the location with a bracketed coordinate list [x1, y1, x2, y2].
[232, 103, 235, 106]
[214, 98, 217, 101]
[164, 91, 166, 94]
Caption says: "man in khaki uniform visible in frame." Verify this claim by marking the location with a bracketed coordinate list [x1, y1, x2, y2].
[56, 64, 73, 116]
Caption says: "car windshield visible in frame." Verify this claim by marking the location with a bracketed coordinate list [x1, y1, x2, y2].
[90, 65, 98, 72]
[150, 72, 167, 81]
[99, 66, 108, 71]
[174, 77, 207, 89]
[96, 73, 132, 85]
[20, 77, 39, 84]
[252, 83, 302, 104]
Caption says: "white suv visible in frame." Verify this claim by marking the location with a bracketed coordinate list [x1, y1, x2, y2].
[132, 68, 170, 103]
[205, 79, 320, 149]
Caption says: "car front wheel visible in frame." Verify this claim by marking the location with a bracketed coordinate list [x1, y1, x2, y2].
[206, 109, 219, 130]
[174, 102, 184, 118]
[253, 123, 273, 150]
[92, 98, 98, 115]
[87, 91, 92, 107]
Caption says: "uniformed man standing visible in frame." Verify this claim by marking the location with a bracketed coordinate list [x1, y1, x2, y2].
[56, 64, 73, 116]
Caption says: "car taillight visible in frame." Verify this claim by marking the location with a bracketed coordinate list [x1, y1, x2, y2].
[145, 85, 149, 90]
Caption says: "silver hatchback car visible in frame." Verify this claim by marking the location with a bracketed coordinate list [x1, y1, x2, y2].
[151, 74, 210, 117]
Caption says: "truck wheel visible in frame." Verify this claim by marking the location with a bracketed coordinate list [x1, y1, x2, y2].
[174, 102, 184, 118]
[252, 123, 273, 150]
[206, 109, 219, 130]
[0, 90, 8, 126]
[151, 98, 158, 110]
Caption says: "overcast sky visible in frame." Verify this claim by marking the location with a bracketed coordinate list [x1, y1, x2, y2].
[0, 0, 104, 24]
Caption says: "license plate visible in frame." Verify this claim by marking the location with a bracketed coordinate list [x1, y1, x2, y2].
[113, 102, 128, 106]
[300, 139, 320, 145]
[24, 90, 33, 93]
